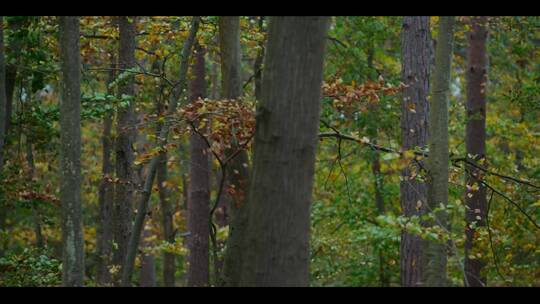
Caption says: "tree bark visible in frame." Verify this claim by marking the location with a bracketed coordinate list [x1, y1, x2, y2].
[218, 16, 251, 287]
[187, 43, 210, 287]
[59, 16, 84, 287]
[112, 16, 137, 285]
[400, 16, 431, 287]
[464, 16, 488, 287]
[238, 16, 330, 287]
[96, 58, 116, 285]
[424, 16, 455, 287]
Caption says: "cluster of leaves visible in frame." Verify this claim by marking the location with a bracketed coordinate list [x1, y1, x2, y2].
[0, 248, 62, 287]
[323, 76, 406, 116]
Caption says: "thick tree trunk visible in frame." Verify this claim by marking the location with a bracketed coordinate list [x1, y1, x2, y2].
[238, 16, 330, 287]
[464, 16, 488, 287]
[187, 43, 210, 287]
[218, 16, 251, 287]
[96, 60, 116, 285]
[424, 16, 455, 287]
[113, 16, 137, 285]
[400, 16, 431, 287]
[59, 16, 84, 287]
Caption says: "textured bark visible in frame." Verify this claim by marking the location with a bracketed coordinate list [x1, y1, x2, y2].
[121, 17, 200, 286]
[187, 44, 210, 287]
[464, 16, 488, 287]
[218, 16, 251, 287]
[424, 16, 455, 287]
[400, 16, 431, 287]
[112, 16, 137, 285]
[59, 16, 84, 287]
[96, 61, 116, 285]
[238, 16, 330, 287]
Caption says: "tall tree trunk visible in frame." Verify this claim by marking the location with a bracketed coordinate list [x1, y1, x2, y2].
[139, 224, 157, 287]
[4, 17, 23, 137]
[187, 43, 210, 287]
[238, 16, 330, 287]
[113, 16, 137, 285]
[153, 57, 176, 287]
[121, 17, 200, 286]
[400, 16, 431, 287]
[464, 16, 488, 287]
[253, 16, 265, 101]
[157, 151, 176, 286]
[96, 58, 116, 285]
[25, 141, 44, 249]
[365, 43, 389, 287]
[0, 16, 6, 173]
[424, 16, 455, 287]
[218, 16, 251, 287]
[59, 16, 84, 287]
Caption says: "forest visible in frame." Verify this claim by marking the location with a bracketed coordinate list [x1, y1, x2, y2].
[0, 16, 538, 287]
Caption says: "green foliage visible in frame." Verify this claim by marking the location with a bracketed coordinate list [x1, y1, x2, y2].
[0, 248, 62, 287]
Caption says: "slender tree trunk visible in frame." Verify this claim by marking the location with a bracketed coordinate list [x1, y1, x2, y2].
[25, 141, 44, 249]
[400, 16, 431, 287]
[139, 224, 157, 287]
[121, 17, 200, 286]
[153, 59, 176, 287]
[59, 16, 84, 287]
[253, 16, 265, 101]
[4, 17, 22, 137]
[464, 16, 488, 287]
[0, 17, 7, 258]
[187, 43, 210, 287]
[157, 152, 176, 286]
[365, 43, 389, 287]
[112, 16, 137, 285]
[0, 16, 6, 172]
[238, 16, 330, 287]
[424, 16, 455, 287]
[218, 16, 251, 287]
[96, 58, 116, 285]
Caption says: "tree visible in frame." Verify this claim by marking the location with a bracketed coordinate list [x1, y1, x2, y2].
[424, 16, 455, 287]
[400, 16, 431, 287]
[0, 16, 7, 174]
[187, 43, 210, 287]
[121, 16, 201, 286]
[112, 16, 137, 284]
[238, 16, 330, 286]
[96, 54, 116, 285]
[219, 16, 251, 286]
[464, 16, 489, 287]
[58, 16, 84, 287]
